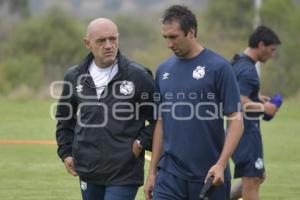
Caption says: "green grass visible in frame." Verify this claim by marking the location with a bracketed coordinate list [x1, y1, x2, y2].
[0, 99, 299, 199]
[260, 99, 300, 199]
[0, 99, 56, 140]
[0, 145, 80, 200]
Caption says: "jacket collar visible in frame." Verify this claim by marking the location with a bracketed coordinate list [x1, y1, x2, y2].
[77, 50, 131, 88]
[77, 50, 130, 75]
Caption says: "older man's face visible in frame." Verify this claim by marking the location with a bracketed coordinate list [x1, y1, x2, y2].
[85, 21, 119, 67]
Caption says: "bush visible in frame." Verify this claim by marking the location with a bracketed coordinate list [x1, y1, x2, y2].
[0, 54, 42, 94]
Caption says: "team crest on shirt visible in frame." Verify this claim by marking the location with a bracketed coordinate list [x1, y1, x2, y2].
[193, 66, 206, 79]
[255, 157, 264, 170]
[120, 80, 134, 95]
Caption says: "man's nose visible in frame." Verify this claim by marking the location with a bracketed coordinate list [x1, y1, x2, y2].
[104, 39, 113, 48]
[166, 39, 174, 49]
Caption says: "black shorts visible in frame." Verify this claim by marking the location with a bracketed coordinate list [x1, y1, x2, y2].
[232, 124, 265, 178]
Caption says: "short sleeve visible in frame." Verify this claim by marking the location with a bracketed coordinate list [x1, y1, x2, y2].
[237, 66, 258, 97]
[216, 63, 241, 115]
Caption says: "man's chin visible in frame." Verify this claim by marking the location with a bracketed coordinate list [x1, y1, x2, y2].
[103, 57, 117, 66]
[259, 59, 267, 63]
[173, 51, 182, 56]
[174, 51, 186, 58]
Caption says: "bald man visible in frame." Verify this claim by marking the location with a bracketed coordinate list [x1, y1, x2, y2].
[56, 18, 156, 200]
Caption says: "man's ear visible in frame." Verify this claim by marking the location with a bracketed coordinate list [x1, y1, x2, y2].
[258, 41, 266, 49]
[84, 37, 90, 50]
[188, 28, 195, 39]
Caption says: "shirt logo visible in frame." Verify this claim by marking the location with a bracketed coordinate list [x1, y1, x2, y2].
[193, 66, 205, 79]
[120, 81, 134, 95]
[255, 157, 264, 170]
[76, 84, 83, 93]
[162, 72, 169, 80]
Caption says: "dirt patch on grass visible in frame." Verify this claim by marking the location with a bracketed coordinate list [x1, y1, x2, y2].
[0, 140, 56, 144]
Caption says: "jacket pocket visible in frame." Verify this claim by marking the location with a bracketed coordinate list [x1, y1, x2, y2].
[72, 139, 102, 176]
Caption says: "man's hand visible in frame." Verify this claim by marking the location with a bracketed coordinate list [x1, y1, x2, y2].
[264, 101, 277, 115]
[144, 174, 156, 200]
[132, 140, 143, 158]
[259, 95, 270, 103]
[206, 163, 225, 186]
[63, 156, 78, 176]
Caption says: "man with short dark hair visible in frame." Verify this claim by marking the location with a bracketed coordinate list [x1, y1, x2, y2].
[231, 25, 281, 200]
[144, 5, 244, 200]
[55, 18, 155, 200]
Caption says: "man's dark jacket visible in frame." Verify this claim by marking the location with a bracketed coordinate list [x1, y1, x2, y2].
[56, 51, 155, 185]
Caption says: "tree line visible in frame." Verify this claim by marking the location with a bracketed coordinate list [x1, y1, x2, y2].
[0, 0, 299, 97]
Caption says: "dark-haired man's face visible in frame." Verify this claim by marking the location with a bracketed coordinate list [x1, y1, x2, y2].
[161, 21, 194, 58]
[258, 43, 278, 63]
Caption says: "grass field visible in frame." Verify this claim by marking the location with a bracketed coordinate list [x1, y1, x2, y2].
[0, 98, 299, 199]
